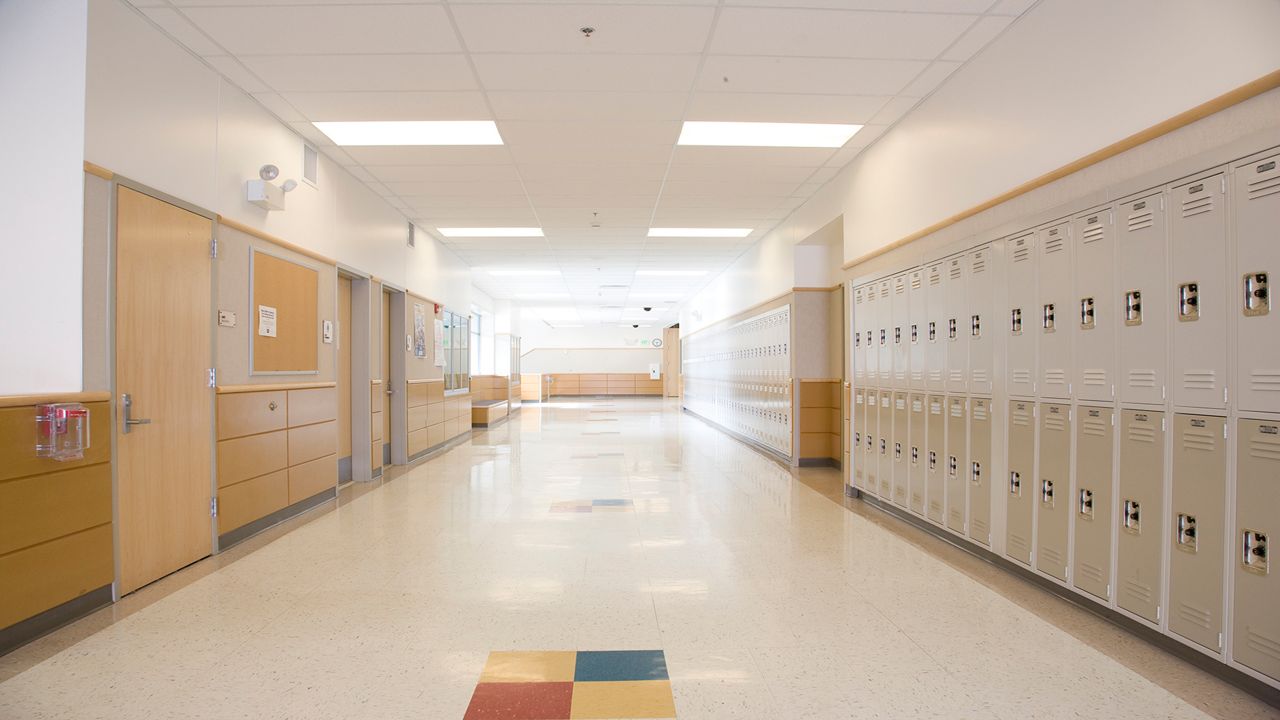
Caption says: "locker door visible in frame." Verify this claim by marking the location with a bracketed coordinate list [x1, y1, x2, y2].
[1037, 221, 1074, 399]
[925, 262, 947, 392]
[853, 388, 867, 491]
[864, 285, 879, 386]
[946, 395, 968, 534]
[968, 397, 992, 546]
[1169, 413, 1226, 653]
[967, 246, 995, 395]
[1007, 400, 1036, 565]
[1233, 418, 1280, 681]
[908, 269, 926, 390]
[1074, 405, 1114, 601]
[1073, 206, 1116, 403]
[1117, 191, 1168, 405]
[853, 285, 867, 386]
[1037, 402, 1071, 582]
[1169, 174, 1228, 410]
[1117, 409, 1165, 624]
[1006, 232, 1037, 398]
[1233, 153, 1280, 414]
[945, 257, 968, 394]
[892, 391, 910, 507]
[864, 389, 879, 496]
[892, 273, 910, 388]
[877, 390, 893, 498]
[926, 394, 946, 524]
[908, 393, 927, 515]
[877, 279, 893, 386]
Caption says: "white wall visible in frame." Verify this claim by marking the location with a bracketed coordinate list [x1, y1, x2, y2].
[522, 323, 666, 353]
[522, 348, 661, 374]
[0, 0, 89, 394]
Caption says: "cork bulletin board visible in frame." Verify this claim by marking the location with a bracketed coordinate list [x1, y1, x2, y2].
[250, 249, 319, 373]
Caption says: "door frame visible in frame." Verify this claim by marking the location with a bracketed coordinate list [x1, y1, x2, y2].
[380, 282, 408, 466]
[107, 175, 219, 598]
[339, 267, 374, 483]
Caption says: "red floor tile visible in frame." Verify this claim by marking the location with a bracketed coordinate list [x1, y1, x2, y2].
[463, 681, 574, 720]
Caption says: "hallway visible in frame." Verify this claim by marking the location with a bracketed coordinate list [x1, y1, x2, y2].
[0, 399, 1270, 719]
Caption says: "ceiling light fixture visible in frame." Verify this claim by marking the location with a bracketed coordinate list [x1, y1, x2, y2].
[635, 270, 708, 277]
[487, 269, 561, 276]
[677, 121, 861, 148]
[437, 227, 544, 238]
[313, 121, 503, 146]
[647, 228, 751, 238]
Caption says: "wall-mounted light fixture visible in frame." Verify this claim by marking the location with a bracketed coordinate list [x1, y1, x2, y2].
[246, 164, 298, 211]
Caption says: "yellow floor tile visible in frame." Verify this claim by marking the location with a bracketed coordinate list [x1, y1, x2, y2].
[569, 680, 676, 719]
[478, 651, 578, 683]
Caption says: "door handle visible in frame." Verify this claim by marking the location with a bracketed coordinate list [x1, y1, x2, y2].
[121, 393, 151, 434]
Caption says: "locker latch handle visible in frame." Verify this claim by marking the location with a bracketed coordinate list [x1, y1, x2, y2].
[970, 314, 981, 338]
[1009, 471, 1021, 496]
[865, 434, 873, 450]
[1243, 272, 1269, 317]
[880, 329, 887, 346]
[1242, 529, 1268, 574]
[1176, 513, 1198, 552]
[928, 450, 937, 470]
[970, 461, 981, 484]
[910, 446, 919, 465]
[1078, 488, 1094, 519]
[1080, 297, 1095, 330]
[1177, 283, 1200, 322]
[866, 330, 873, 346]
[894, 442, 902, 460]
[1010, 308, 1022, 334]
[928, 321, 937, 341]
[879, 438, 887, 455]
[1122, 499, 1141, 534]
[1041, 478, 1054, 505]
[894, 327, 901, 345]
[1042, 303, 1056, 332]
[1125, 291, 1142, 326]
[947, 455, 958, 478]
[910, 324, 918, 343]
[948, 318, 957, 340]
[854, 333, 860, 348]
[854, 432, 861, 447]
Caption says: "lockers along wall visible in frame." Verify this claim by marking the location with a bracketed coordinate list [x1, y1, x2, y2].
[846, 132, 1280, 690]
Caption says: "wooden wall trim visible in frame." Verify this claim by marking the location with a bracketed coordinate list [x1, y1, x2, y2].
[841, 68, 1280, 271]
[0, 392, 111, 408]
[216, 382, 336, 394]
[792, 285, 841, 292]
[82, 161, 113, 180]
[406, 378, 443, 385]
[217, 216, 338, 268]
[799, 378, 842, 383]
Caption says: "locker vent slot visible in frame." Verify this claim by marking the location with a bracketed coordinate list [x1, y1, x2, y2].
[1012, 409, 1031, 426]
[949, 264, 962, 280]
[1082, 416, 1108, 437]
[950, 403, 964, 418]
[1079, 561, 1105, 585]
[1180, 193, 1215, 219]
[1043, 236, 1065, 254]
[1044, 415, 1067, 432]
[1248, 434, 1280, 461]
[911, 398, 923, 412]
[1180, 428, 1217, 452]
[1082, 370, 1107, 387]
[1181, 369, 1218, 391]
[879, 284, 889, 298]
[1122, 578, 1153, 604]
[1013, 369, 1032, 386]
[1241, 530, 1268, 575]
[1011, 239, 1032, 262]
[1044, 369, 1067, 387]
[972, 404, 988, 421]
[1245, 629, 1280, 663]
[911, 274, 922, 290]
[928, 270, 942, 286]
[972, 369, 989, 385]
[971, 255, 987, 274]
[1127, 370, 1157, 388]
[930, 402, 943, 415]
[1040, 546, 1063, 566]
[928, 370, 943, 383]
[1127, 208, 1154, 232]
[1176, 602, 1211, 630]
[1245, 162, 1280, 200]
[1009, 534, 1029, 557]
[1081, 223, 1105, 243]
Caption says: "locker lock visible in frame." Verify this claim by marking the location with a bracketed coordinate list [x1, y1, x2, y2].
[1122, 499, 1141, 534]
[910, 324, 918, 343]
[1009, 471, 1021, 496]
[928, 450, 937, 470]
[1242, 530, 1268, 574]
[910, 446, 919, 465]
[879, 438, 887, 455]
[947, 455, 958, 478]
[854, 333, 860, 348]
[1125, 291, 1143, 326]
[894, 327, 902, 345]
[970, 314, 981, 337]
[1041, 478, 1054, 506]
[880, 329, 887, 346]
[866, 330, 873, 346]
[948, 318, 957, 340]
[1078, 488, 1094, 519]
[865, 434, 873, 451]
[1080, 297, 1095, 330]
[1010, 308, 1022, 334]
[1243, 272, 1269, 317]
[970, 461, 981, 484]
[854, 431, 861, 447]
[1177, 283, 1200, 322]
[894, 442, 902, 460]
[928, 321, 937, 341]
[1042, 303, 1056, 332]
[1176, 513, 1198, 552]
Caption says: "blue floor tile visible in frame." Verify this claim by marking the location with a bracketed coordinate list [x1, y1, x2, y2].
[574, 650, 668, 682]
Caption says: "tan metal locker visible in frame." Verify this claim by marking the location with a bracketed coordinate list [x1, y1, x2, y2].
[1074, 405, 1114, 601]
[926, 394, 946, 524]
[1169, 174, 1228, 411]
[1073, 207, 1116, 402]
[968, 397, 992, 546]
[853, 285, 867, 386]
[1169, 413, 1226, 653]
[892, 391, 910, 507]
[1037, 402, 1071, 582]
[877, 390, 893, 498]
[1116, 190, 1168, 405]
[1007, 400, 1036, 565]
[1037, 222, 1073, 399]
[1006, 231, 1037, 398]
[945, 257, 968, 394]
[877, 279, 893, 386]
[908, 393, 927, 515]
[908, 269, 927, 390]
[1233, 418, 1280, 681]
[853, 388, 867, 491]
[946, 395, 968, 534]
[967, 246, 995, 395]
[864, 389, 879, 496]
[864, 285, 879, 386]
[1116, 409, 1165, 624]
[925, 263, 947, 392]
[1232, 153, 1280, 414]
[892, 273, 910, 389]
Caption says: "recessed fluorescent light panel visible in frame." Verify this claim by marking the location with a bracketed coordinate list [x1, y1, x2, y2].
[635, 270, 708, 277]
[313, 121, 502, 146]
[437, 227, 544, 238]
[487, 269, 561, 276]
[678, 121, 861, 148]
[647, 228, 752, 238]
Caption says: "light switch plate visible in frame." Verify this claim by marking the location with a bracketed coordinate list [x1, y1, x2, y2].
[322, 320, 334, 344]
[218, 310, 236, 327]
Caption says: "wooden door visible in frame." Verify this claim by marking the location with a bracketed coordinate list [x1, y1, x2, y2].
[115, 186, 213, 594]
[337, 275, 352, 482]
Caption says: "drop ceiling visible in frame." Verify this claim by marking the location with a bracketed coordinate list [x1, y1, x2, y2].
[125, 0, 1036, 328]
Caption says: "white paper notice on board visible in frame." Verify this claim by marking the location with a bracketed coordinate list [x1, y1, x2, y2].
[433, 319, 445, 367]
[258, 305, 277, 337]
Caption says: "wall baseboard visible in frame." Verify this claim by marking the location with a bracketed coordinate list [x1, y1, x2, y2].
[407, 430, 472, 464]
[217, 487, 336, 550]
[798, 457, 840, 469]
[0, 585, 113, 657]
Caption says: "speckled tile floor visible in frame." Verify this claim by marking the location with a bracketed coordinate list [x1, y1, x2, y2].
[0, 398, 1275, 719]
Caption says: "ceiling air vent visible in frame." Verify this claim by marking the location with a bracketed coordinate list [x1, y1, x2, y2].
[302, 144, 319, 187]
[407, 223, 415, 248]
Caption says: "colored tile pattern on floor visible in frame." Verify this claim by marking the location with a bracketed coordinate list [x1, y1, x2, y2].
[465, 651, 675, 720]
[549, 499, 634, 513]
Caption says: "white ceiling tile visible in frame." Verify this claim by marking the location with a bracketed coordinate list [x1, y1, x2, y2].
[242, 54, 476, 92]
[509, 143, 674, 166]
[526, 195, 657, 209]
[288, 121, 336, 147]
[452, 4, 714, 54]
[519, 164, 669, 182]
[282, 91, 491, 121]
[181, 5, 458, 55]
[868, 96, 920, 125]
[252, 92, 305, 123]
[808, 167, 840, 184]
[942, 15, 1015, 61]
[699, 56, 928, 95]
[987, 0, 1040, 16]
[368, 165, 522, 183]
[685, 92, 888, 124]
[711, 8, 974, 59]
[317, 145, 358, 167]
[488, 92, 688, 122]
[824, 143, 870, 168]
[345, 166, 377, 183]
[204, 55, 270, 93]
[671, 146, 834, 167]
[405, 196, 531, 209]
[472, 54, 700, 92]
[725, 0, 992, 9]
[140, 8, 224, 56]
[900, 61, 962, 97]
[661, 180, 802, 198]
[524, 179, 663, 197]
[386, 180, 528, 197]
[343, 146, 512, 166]
[663, 164, 817, 184]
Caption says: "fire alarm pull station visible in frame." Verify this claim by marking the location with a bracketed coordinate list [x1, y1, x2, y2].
[36, 403, 90, 461]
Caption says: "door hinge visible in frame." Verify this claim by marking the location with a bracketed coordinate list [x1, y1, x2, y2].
[210, 497, 218, 517]
[210, 237, 218, 258]
[208, 368, 216, 388]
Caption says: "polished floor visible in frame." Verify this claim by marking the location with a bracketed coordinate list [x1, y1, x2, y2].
[0, 398, 1275, 719]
